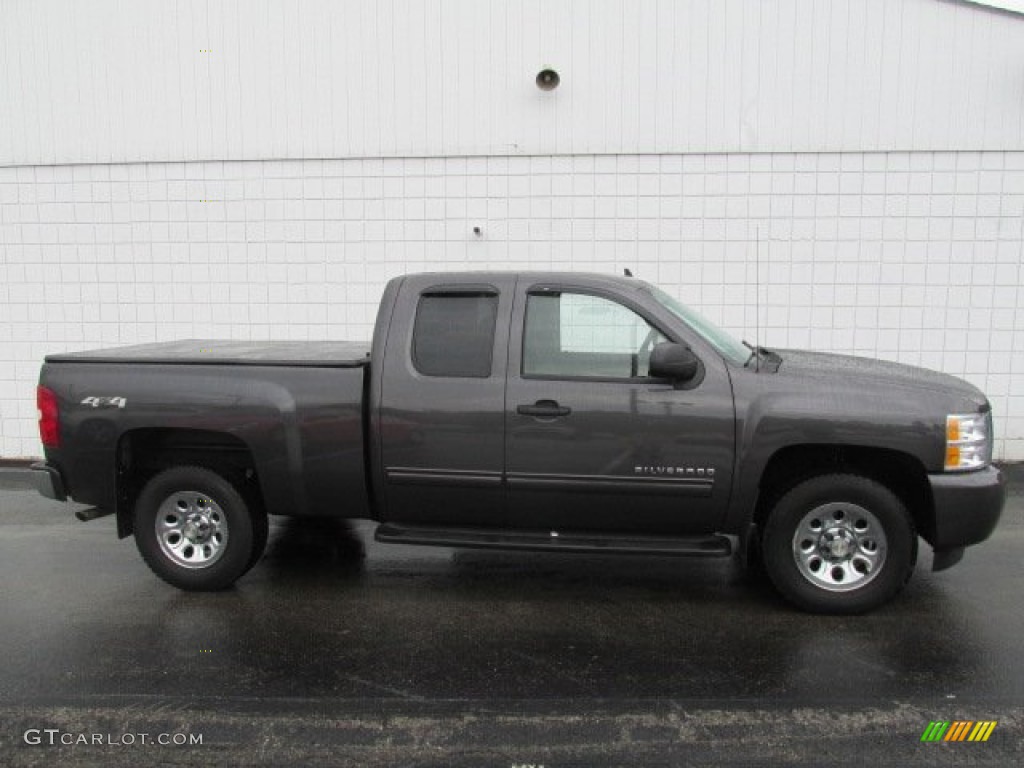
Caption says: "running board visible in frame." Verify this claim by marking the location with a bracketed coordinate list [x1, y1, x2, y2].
[374, 523, 732, 558]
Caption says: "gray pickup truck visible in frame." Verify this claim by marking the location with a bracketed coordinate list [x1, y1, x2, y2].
[31, 271, 1005, 613]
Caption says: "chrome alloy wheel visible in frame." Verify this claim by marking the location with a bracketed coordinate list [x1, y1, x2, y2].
[792, 502, 887, 592]
[155, 491, 229, 569]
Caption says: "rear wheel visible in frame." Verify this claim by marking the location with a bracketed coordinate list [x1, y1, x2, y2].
[133, 466, 267, 591]
[762, 473, 916, 614]
[239, 484, 269, 575]
[244, 500, 269, 574]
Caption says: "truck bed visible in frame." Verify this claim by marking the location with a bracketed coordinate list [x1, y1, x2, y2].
[45, 339, 371, 368]
[40, 339, 372, 524]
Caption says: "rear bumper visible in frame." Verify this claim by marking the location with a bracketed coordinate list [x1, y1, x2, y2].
[927, 464, 1004, 555]
[30, 462, 67, 502]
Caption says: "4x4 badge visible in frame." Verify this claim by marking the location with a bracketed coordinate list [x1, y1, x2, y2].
[80, 396, 127, 409]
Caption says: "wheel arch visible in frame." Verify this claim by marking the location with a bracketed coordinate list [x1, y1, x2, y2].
[115, 427, 265, 539]
[751, 444, 934, 544]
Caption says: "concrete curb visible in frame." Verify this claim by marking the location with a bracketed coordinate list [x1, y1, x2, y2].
[0, 458, 37, 468]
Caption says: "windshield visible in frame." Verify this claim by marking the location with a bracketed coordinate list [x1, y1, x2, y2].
[645, 284, 751, 365]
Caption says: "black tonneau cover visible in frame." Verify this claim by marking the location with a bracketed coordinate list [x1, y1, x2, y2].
[44, 339, 371, 368]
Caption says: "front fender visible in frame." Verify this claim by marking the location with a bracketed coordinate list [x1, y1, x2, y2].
[723, 388, 943, 532]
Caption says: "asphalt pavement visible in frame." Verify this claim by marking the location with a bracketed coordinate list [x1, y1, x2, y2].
[0, 466, 1021, 766]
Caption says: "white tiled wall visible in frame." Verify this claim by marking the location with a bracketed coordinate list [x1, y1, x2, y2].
[1, 150, 1023, 459]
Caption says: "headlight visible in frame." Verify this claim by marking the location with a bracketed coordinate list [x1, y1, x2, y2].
[945, 412, 992, 471]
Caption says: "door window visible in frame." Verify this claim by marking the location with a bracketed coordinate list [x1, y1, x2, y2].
[413, 293, 498, 378]
[523, 292, 667, 379]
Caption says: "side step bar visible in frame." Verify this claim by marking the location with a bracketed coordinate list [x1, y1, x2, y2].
[374, 523, 732, 558]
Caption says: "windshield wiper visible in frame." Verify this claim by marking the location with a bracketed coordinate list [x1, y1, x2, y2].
[742, 340, 780, 369]
[742, 339, 761, 368]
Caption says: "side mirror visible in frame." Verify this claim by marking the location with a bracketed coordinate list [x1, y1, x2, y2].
[649, 342, 699, 383]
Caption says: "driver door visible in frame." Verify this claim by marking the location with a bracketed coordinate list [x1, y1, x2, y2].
[504, 283, 734, 535]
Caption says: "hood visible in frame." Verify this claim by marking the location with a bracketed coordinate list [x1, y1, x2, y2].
[774, 349, 987, 406]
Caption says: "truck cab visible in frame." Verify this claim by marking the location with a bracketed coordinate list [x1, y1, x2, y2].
[373, 272, 735, 535]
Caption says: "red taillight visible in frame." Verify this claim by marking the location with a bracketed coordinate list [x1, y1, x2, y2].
[37, 385, 60, 448]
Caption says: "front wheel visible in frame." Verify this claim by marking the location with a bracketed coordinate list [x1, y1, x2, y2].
[133, 466, 266, 591]
[762, 473, 917, 614]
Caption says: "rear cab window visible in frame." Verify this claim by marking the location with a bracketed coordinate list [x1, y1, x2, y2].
[412, 290, 499, 378]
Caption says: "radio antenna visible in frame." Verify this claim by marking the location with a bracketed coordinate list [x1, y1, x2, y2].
[755, 224, 761, 372]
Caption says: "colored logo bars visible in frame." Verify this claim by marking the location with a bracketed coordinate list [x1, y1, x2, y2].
[921, 721, 997, 742]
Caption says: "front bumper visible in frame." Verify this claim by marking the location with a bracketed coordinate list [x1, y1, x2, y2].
[30, 462, 67, 502]
[927, 464, 1004, 555]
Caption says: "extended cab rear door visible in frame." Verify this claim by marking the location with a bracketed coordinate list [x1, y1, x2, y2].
[377, 274, 515, 526]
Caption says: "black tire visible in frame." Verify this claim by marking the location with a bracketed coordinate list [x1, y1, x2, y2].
[761, 473, 917, 614]
[243, 494, 269, 575]
[133, 466, 266, 591]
